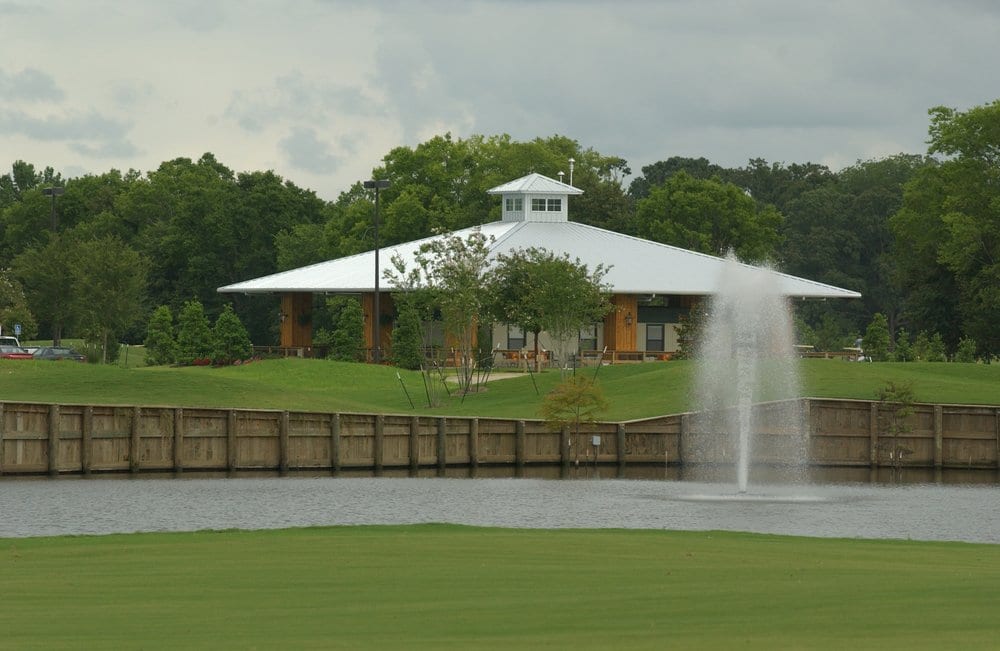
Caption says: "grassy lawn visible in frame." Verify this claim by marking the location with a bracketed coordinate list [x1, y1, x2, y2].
[0, 357, 998, 420]
[2, 525, 998, 650]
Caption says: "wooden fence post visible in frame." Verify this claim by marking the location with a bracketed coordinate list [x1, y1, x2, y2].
[468, 418, 479, 471]
[0, 403, 6, 475]
[330, 413, 341, 476]
[802, 398, 812, 464]
[173, 408, 184, 473]
[409, 416, 420, 475]
[82, 406, 93, 476]
[560, 425, 571, 473]
[933, 405, 943, 469]
[48, 404, 60, 476]
[679, 414, 689, 466]
[279, 411, 290, 475]
[227, 409, 238, 472]
[129, 406, 141, 474]
[515, 420, 526, 475]
[437, 417, 447, 475]
[373, 414, 384, 474]
[617, 423, 627, 474]
[869, 402, 880, 467]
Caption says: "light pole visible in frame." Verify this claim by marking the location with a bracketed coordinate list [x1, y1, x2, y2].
[42, 186, 65, 231]
[363, 179, 391, 363]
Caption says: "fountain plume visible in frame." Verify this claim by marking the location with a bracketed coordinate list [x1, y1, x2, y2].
[694, 254, 805, 493]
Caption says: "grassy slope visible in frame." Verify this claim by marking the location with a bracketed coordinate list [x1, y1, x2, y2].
[0, 357, 997, 420]
[3, 525, 998, 651]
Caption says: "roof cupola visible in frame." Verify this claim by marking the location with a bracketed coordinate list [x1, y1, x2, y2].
[487, 172, 583, 223]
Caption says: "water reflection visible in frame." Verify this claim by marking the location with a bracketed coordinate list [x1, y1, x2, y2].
[1, 467, 997, 543]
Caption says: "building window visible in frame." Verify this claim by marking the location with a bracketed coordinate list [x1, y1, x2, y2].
[505, 197, 523, 212]
[507, 325, 525, 350]
[579, 324, 597, 351]
[646, 324, 664, 352]
[530, 198, 562, 212]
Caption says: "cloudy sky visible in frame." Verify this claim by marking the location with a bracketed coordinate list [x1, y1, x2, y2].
[2, 0, 998, 200]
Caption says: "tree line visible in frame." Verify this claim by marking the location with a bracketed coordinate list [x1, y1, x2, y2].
[1, 100, 997, 361]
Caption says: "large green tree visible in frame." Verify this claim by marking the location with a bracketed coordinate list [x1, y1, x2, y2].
[0, 270, 37, 340]
[782, 155, 930, 339]
[488, 247, 611, 370]
[69, 236, 148, 362]
[634, 171, 783, 262]
[13, 235, 75, 344]
[386, 229, 493, 393]
[892, 100, 1000, 356]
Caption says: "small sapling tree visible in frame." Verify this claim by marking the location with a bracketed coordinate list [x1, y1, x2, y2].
[540, 375, 610, 458]
[875, 380, 915, 476]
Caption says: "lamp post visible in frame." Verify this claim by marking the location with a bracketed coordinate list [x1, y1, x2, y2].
[42, 186, 65, 231]
[363, 179, 391, 363]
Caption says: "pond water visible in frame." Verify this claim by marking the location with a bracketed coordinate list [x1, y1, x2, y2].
[2, 468, 998, 543]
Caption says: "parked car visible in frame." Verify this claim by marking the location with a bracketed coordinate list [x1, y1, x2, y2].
[32, 346, 87, 362]
[0, 345, 34, 360]
[0, 335, 21, 348]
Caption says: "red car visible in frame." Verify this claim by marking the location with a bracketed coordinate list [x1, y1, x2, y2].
[0, 345, 34, 360]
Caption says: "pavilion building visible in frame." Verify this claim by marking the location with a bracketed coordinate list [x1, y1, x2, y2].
[218, 173, 859, 362]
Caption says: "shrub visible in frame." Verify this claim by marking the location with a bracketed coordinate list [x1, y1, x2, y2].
[391, 300, 424, 370]
[212, 304, 252, 364]
[862, 313, 891, 361]
[927, 332, 947, 362]
[144, 305, 177, 366]
[912, 331, 931, 360]
[328, 297, 365, 362]
[893, 328, 913, 362]
[955, 337, 978, 363]
[176, 300, 213, 365]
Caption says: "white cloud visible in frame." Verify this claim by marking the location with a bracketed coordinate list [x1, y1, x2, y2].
[0, 0, 997, 198]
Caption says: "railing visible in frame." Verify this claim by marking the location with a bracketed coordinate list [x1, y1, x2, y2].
[253, 345, 329, 359]
[579, 350, 672, 364]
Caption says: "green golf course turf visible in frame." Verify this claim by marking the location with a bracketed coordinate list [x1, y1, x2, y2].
[1, 356, 998, 420]
[2, 525, 998, 650]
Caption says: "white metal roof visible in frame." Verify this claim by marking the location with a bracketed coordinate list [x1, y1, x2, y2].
[487, 172, 583, 196]
[218, 219, 861, 299]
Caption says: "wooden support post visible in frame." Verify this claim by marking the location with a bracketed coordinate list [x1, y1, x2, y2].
[373, 414, 384, 474]
[869, 402, 880, 467]
[802, 398, 812, 464]
[173, 408, 184, 474]
[279, 411, 290, 475]
[469, 418, 479, 471]
[48, 404, 60, 476]
[678, 414, 689, 466]
[129, 406, 141, 474]
[409, 416, 420, 475]
[560, 425, 571, 473]
[933, 405, 944, 469]
[82, 406, 93, 476]
[330, 413, 341, 476]
[0, 403, 5, 475]
[437, 417, 447, 475]
[515, 420, 526, 475]
[617, 423, 627, 474]
[227, 410, 238, 472]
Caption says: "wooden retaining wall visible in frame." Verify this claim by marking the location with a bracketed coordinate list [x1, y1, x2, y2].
[0, 398, 997, 476]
